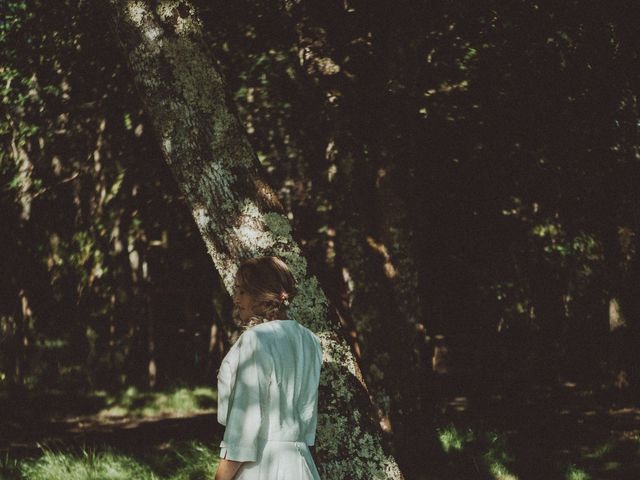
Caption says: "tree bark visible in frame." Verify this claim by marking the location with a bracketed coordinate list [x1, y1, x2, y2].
[107, 1, 404, 478]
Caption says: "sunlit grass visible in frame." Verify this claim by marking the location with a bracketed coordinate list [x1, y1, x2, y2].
[20, 449, 154, 480]
[98, 386, 216, 418]
[158, 442, 219, 480]
[1, 386, 220, 479]
[11, 442, 219, 480]
[578, 436, 637, 477]
[482, 431, 517, 480]
[566, 464, 591, 480]
[436, 421, 633, 480]
[581, 440, 614, 460]
[438, 424, 519, 480]
[437, 425, 472, 453]
[488, 461, 518, 480]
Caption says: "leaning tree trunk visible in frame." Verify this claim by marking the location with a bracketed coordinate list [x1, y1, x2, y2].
[107, 1, 404, 478]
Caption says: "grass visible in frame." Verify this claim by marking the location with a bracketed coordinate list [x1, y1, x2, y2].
[566, 465, 591, 480]
[3, 382, 639, 479]
[437, 425, 471, 453]
[20, 449, 154, 480]
[1, 454, 21, 480]
[438, 424, 616, 480]
[97, 386, 216, 419]
[1, 386, 220, 479]
[435, 424, 522, 480]
[0, 382, 217, 425]
[1, 442, 219, 480]
[581, 440, 615, 460]
[435, 422, 638, 480]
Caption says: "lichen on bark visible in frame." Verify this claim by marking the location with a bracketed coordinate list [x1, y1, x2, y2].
[108, 1, 404, 477]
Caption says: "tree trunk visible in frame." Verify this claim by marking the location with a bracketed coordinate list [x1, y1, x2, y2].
[107, 2, 404, 478]
[283, 4, 441, 475]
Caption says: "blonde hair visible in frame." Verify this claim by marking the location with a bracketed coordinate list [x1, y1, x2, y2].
[236, 256, 297, 325]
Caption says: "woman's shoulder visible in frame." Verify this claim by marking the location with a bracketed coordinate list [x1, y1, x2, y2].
[245, 320, 320, 347]
[237, 322, 277, 350]
[245, 319, 293, 334]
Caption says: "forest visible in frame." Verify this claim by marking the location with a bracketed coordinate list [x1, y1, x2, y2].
[1, 1, 639, 479]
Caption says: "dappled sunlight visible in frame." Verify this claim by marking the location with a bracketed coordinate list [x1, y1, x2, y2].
[435, 377, 640, 480]
[0, 386, 223, 464]
[436, 424, 519, 479]
[97, 386, 217, 419]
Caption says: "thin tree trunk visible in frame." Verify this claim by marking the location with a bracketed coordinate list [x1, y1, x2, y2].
[16, 288, 32, 386]
[107, 2, 404, 478]
[147, 294, 157, 389]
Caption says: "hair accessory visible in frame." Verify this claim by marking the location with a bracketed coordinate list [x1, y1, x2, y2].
[280, 291, 290, 307]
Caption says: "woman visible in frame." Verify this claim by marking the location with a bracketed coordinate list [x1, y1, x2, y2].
[214, 256, 323, 480]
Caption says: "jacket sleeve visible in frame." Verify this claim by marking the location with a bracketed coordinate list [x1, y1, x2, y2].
[218, 329, 264, 462]
[216, 345, 237, 428]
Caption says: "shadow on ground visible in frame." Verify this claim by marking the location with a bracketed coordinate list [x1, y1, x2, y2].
[0, 388, 222, 461]
[435, 376, 640, 480]
[1, 381, 638, 479]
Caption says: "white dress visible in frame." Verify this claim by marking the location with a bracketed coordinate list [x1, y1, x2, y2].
[217, 319, 323, 480]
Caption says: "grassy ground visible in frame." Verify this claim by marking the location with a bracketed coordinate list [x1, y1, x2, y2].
[0, 386, 222, 480]
[435, 419, 639, 480]
[96, 386, 217, 419]
[1, 381, 638, 479]
[1, 441, 218, 480]
[433, 379, 640, 480]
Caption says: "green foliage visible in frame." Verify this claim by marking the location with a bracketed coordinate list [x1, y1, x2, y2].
[0, 0, 228, 392]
